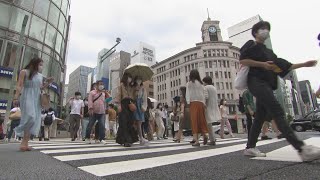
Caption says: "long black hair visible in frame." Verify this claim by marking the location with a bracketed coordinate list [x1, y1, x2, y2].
[24, 57, 43, 80]
[121, 72, 133, 87]
[220, 99, 226, 106]
[156, 103, 163, 110]
[189, 69, 202, 84]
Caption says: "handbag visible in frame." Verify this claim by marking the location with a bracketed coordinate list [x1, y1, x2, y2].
[128, 103, 137, 112]
[171, 115, 179, 122]
[234, 65, 249, 90]
[41, 90, 50, 109]
[9, 110, 21, 120]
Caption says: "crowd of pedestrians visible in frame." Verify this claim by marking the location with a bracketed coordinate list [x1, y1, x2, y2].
[1, 20, 320, 163]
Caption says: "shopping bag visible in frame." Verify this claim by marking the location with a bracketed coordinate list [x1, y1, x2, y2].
[234, 65, 249, 90]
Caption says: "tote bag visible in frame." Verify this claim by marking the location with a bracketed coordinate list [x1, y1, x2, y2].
[234, 65, 249, 90]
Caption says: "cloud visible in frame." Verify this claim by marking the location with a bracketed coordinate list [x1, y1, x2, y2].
[66, 0, 320, 91]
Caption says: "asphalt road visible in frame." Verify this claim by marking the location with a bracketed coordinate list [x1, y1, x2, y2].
[0, 132, 319, 180]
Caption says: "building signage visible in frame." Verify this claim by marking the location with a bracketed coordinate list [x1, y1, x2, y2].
[142, 47, 154, 62]
[49, 82, 60, 95]
[0, 66, 13, 78]
[0, 100, 7, 110]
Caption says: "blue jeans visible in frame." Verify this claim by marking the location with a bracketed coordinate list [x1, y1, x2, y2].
[85, 114, 105, 141]
[8, 120, 20, 139]
[82, 118, 89, 139]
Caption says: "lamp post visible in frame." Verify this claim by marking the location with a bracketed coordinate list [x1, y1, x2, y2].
[97, 38, 121, 81]
[3, 15, 29, 137]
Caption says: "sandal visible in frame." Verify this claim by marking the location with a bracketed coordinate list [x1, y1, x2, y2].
[190, 140, 196, 144]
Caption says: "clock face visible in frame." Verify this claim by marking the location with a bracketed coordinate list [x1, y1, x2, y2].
[208, 26, 216, 33]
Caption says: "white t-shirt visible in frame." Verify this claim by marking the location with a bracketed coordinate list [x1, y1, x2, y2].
[70, 99, 85, 115]
[10, 107, 20, 113]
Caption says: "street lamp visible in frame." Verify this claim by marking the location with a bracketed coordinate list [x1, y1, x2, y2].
[97, 38, 121, 81]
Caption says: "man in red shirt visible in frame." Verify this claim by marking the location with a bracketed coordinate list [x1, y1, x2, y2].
[85, 80, 110, 144]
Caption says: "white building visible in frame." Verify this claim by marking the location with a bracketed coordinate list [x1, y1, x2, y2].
[285, 80, 295, 117]
[131, 42, 156, 67]
[152, 17, 241, 113]
[227, 15, 272, 49]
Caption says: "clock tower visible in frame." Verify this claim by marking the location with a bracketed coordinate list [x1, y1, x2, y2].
[201, 16, 223, 42]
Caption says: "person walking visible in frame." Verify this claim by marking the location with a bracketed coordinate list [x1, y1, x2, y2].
[162, 105, 169, 139]
[132, 76, 149, 145]
[43, 108, 55, 141]
[242, 89, 255, 138]
[6, 103, 21, 143]
[85, 80, 108, 144]
[155, 104, 165, 140]
[13, 58, 53, 151]
[115, 73, 139, 147]
[203, 76, 221, 145]
[81, 98, 90, 141]
[219, 99, 235, 138]
[108, 104, 117, 139]
[240, 21, 320, 161]
[186, 70, 209, 146]
[68, 92, 84, 141]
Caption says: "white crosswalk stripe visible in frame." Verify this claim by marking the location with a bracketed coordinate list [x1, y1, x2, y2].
[30, 138, 286, 177]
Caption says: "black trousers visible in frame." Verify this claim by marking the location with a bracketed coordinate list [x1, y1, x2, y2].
[245, 113, 253, 138]
[162, 118, 168, 138]
[246, 77, 304, 151]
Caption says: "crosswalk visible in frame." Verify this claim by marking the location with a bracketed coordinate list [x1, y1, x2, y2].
[28, 137, 320, 177]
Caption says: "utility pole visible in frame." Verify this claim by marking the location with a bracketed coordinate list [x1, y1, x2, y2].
[3, 15, 29, 136]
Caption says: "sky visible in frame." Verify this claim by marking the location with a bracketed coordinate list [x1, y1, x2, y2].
[66, 0, 320, 91]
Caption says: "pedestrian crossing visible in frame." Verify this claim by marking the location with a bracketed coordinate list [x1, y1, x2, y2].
[29, 137, 302, 177]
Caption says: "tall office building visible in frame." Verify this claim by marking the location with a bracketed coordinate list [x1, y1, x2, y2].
[131, 42, 156, 67]
[109, 51, 131, 99]
[96, 48, 113, 89]
[67, 66, 93, 100]
[0, 0, 71, 114]
[299, 80, 318, 112]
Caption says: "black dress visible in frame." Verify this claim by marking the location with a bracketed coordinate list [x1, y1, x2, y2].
[116, 98, 139, 146]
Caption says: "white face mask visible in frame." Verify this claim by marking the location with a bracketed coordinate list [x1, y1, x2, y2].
[84, 101, 88, 105]
[136, 80, 142, 85]
[98, 85, 104, 91]
[257, 29, 270, 40]
[38, 65, 43, 72]
[76, 95, 81, 99]
[128, 77, 132, 83]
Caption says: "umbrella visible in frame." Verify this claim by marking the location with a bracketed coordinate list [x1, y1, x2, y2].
[148, 97, 157, 103]
[123, 63, 153, 82]
[173, 96, 180, 103]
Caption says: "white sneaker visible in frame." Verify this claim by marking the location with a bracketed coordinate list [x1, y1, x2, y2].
[244, 148, 266, 157]
[85, 139, 92, 144]
[299, 145, 320, 162]
[140, 139, 149, 146]
[100, 140, 107, 144]
[4, 138, 9, 143]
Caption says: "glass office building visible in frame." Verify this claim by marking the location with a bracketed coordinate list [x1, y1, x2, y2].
[0, 0, 71, 115]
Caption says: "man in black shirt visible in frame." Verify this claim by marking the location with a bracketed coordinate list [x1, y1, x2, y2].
[240, 21, 319, 162]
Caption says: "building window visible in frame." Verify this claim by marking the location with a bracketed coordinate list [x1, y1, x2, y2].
[228, 72, 231, 79]
[230, 82, 233, 90]
[179, 79, 181, 85]
[231, 94, 234, 99]
[206, 72, 209, 77]
[149, 92, 154, 96]
[209, 61, 212, 68]
[221, 82, 224, 90]
[218, 94, 221, 99]
[217, 83, 220, 90]
[224, 72, 227, 79]
[223, 60, 226, 68]
[194, 53, 197, 59]
[212, 49, 216, 57]
[203, 50, 207, 57]
[227, 94, 230, 100]
[29, 15, 46, 42]
[2, 41, 24, 68]
[48, 2, 60, 27]
[222, 94, 225, 99]
[205, 61, 208, 68]
[227, 61, 230, 68]
[226, 83, 229, 90]
[195, 63, 198, 69]
[210, 72, 213, 78]
[220, 71, 223, 78]
[208, 50, 212, 57]
[185, 66, 187, 72]
[215, 71, 218, 78]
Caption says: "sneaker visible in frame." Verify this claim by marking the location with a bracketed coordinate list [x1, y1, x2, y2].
[100, 140, 107, 144]
[261, 136, 272, 140]
[299, 145, 320, 162]
[140, 139, 149, 146]
[207, 141, 216, 146]
[244, 148, 266, 157]
[85, 139, 92, 144]
[4, 138, 9, 143]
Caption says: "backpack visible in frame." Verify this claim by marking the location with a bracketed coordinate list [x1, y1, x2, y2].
[44, 113, 53, 125]
[238, 96, 245, 113]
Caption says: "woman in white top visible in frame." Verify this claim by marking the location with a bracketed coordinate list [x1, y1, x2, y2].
[219, 99, 235, 138]
[203, 76, 221, 145]
[186, 70, 209, 146]
[154, 104, 165, 140]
